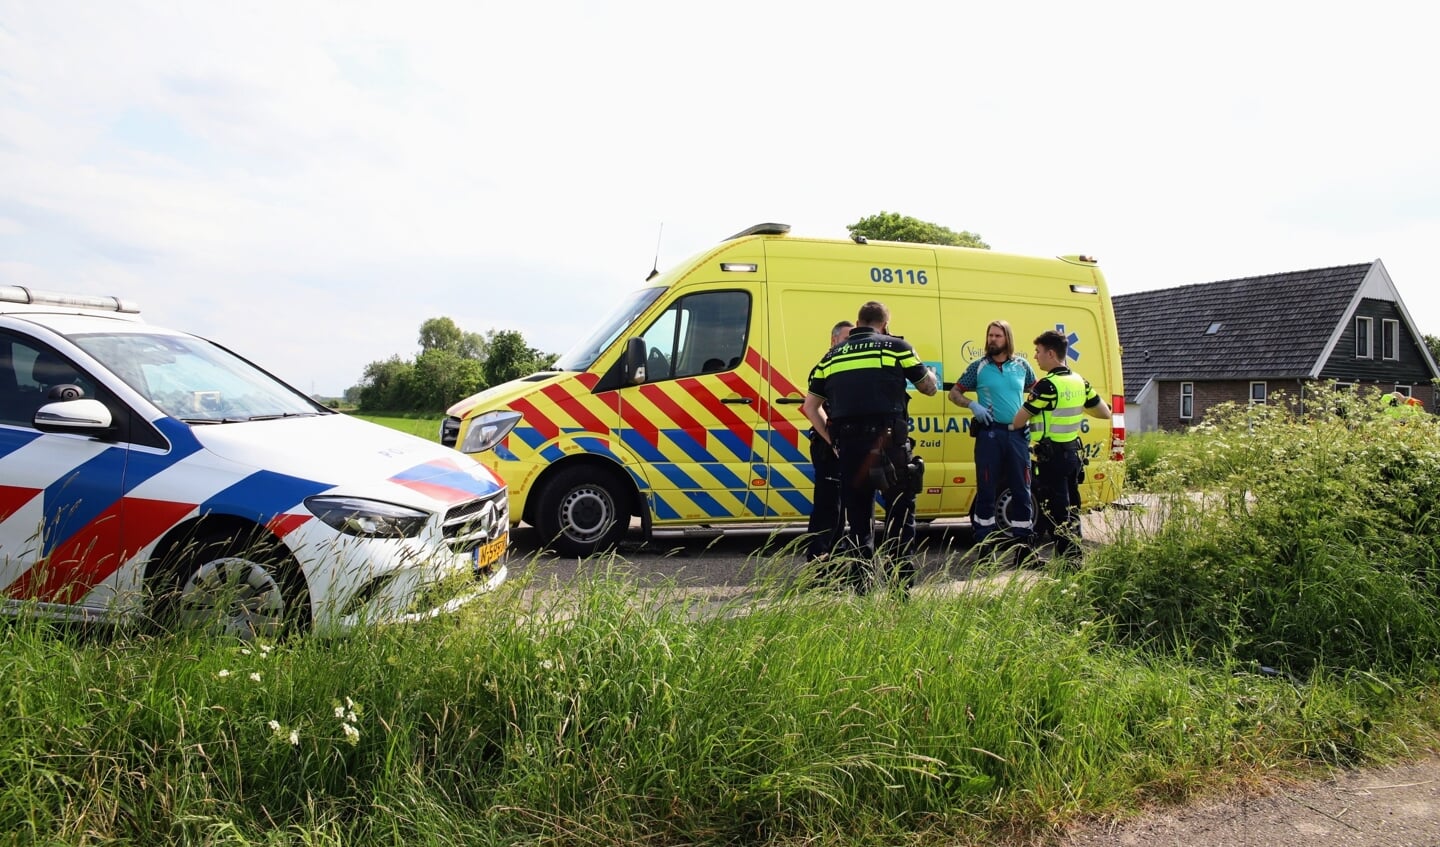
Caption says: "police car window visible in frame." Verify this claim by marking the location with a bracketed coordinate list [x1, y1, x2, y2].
[637, 290, 750, 381]
[0, 336, 103, 428]
[71, 332, 322, 423]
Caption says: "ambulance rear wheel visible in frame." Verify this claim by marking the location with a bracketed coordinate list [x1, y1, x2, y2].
[535, 465, 631, 557]
[968, 487, 1019, 536]
[151, 529, 311, 640]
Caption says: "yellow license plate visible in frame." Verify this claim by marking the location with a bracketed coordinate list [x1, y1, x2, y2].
[472, 534, 508, 569]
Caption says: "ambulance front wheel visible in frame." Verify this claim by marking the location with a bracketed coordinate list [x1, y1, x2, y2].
[150, 529, 312, 640]
[534, 465, 632, 558]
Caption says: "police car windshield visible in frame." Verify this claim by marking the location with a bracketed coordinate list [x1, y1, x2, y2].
[71, 332, 324, 423]
[552, 286, 666, 371]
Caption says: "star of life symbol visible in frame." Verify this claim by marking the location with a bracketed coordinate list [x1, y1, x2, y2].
[1055, 324, 1080, 362]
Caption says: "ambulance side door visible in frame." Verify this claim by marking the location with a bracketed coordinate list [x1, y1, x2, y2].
[762, 244, 942, 518]
[621, 286, 768, 521]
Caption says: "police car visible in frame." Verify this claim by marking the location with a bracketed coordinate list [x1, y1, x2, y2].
[0, 287, 508, 638]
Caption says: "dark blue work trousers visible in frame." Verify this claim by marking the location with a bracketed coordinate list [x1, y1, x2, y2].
[971, 425, 1033, 542]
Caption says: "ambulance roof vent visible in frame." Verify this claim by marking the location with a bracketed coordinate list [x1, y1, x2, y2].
[724, 222, 790, 241]
[0, 285, 140, 314]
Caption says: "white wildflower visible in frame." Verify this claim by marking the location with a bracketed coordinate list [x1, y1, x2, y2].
[217, 669, 230, 678]
[240, 648, 252, 656]
[540, 659, 554, 670]
[268, 719, 280, 732]
[249, 672, 262, 683]
[334, 706, 346, 719]
[288, 729, 300, 746]
[342, 723, 360, 745]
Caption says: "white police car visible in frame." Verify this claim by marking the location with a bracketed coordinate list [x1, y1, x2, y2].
[0, 287, 508, 638]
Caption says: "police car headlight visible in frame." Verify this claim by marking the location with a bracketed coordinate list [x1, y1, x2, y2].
[460, 410, 522, 454]
[305, 496, 431, 538]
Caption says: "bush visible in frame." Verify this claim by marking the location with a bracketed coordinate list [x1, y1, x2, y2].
[1076, 396, 1440, 677]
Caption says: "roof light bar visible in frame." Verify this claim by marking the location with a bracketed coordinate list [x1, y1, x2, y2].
[1070, 285, 1099, 295]
[0, 285, 140, 313]
[720, 263, 758, 273]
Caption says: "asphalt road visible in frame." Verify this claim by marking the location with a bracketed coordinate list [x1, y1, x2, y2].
[503, 517, 985, 590]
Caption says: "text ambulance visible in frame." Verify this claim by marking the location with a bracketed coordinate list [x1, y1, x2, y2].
[1, 287, 508, 637]
[446, 223, 1126, 557]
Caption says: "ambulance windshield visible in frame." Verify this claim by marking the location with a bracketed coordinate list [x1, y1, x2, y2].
[72, 331, 325, 423]
[552, 286, 666, 371]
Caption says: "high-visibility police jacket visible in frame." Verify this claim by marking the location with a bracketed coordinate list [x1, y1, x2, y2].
[1022, 366, 1100, 443]
[807, 326, 930, 421]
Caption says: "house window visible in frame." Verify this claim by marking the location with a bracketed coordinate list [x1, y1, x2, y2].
[1179, 382, 1194, 419]
[1383, 319, 1400, 360]
[1205, 322, 1222, 335]
[1395, 384, 1412, 398]
[1355, 316, 1373, 358]
[1250, 381, 1267, 405]
[1333, 382, 1353, 392]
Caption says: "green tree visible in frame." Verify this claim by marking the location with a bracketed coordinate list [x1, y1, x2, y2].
[848, 212, 990, 249]
[483, 330, 548, 386]
[419, 317, 465, 354]
[411, 349, 485, 411]
[351, 320, 556, 412]
[356, 356, 416, 412]
[1425, 333, 1440, 365]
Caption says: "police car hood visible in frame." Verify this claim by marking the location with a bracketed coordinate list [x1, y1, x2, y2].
[186, 413, 503, 507]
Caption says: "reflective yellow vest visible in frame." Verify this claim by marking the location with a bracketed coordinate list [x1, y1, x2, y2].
[1033, 370, 1088, 443]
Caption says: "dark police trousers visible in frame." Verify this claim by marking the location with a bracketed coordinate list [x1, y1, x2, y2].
[805, 431, 844, 561]
[1032, 439, 1084, 559]
[832, 417, 916, 592]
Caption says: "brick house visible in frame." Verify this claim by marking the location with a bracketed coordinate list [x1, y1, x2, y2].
[1113, 260, 1439, 433]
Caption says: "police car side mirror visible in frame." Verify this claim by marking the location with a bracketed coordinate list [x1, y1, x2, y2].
[34, 398, 114, 435]
[624, 337, 648, 385]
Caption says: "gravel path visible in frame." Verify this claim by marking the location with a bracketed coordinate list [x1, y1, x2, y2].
[1060, 756, 1440, 846]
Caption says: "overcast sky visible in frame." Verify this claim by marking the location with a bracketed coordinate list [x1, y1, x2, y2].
[3, 1, 1437, 396]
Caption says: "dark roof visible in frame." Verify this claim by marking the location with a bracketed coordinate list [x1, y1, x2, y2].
[1113, 262, 1372, 398]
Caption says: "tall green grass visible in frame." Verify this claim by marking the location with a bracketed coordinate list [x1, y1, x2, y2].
[7, 392, 1440, 845]
[4, 561, 1437, 846]
[1082, 394, 1440, 677]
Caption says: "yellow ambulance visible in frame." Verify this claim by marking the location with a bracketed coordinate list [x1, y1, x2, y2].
[445, 223, 1126, 557]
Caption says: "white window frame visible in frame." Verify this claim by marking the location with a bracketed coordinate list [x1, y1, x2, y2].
[1355, 316, 1373, 359]
[1249, 381, 1267, 405]
[1179, 381, 1194, 419]
[1382, 319, 1400, 361]
[1395, 384, 1412, 398]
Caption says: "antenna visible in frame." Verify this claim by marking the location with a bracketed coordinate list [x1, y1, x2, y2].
[646, 222, 664, 281]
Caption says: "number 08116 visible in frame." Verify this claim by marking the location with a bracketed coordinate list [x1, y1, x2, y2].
[869, 267, 929, 285]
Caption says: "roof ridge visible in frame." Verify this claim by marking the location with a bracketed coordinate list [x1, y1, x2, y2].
[1114, 262, 1373, 301]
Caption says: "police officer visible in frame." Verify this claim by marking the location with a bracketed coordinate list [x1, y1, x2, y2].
[804, 319, 853, 565]
[1011, 329, 1111, 560]
[803, 301, 937, 592]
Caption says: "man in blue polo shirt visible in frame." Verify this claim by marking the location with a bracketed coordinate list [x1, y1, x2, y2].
[949, 319, 1036, 547]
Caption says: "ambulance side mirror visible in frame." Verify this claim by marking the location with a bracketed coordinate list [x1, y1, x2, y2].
[624, 337, 648, 385]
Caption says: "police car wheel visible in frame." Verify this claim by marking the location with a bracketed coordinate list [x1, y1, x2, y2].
[535, 466, 631, 558]
[153, 532, 310, 640]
